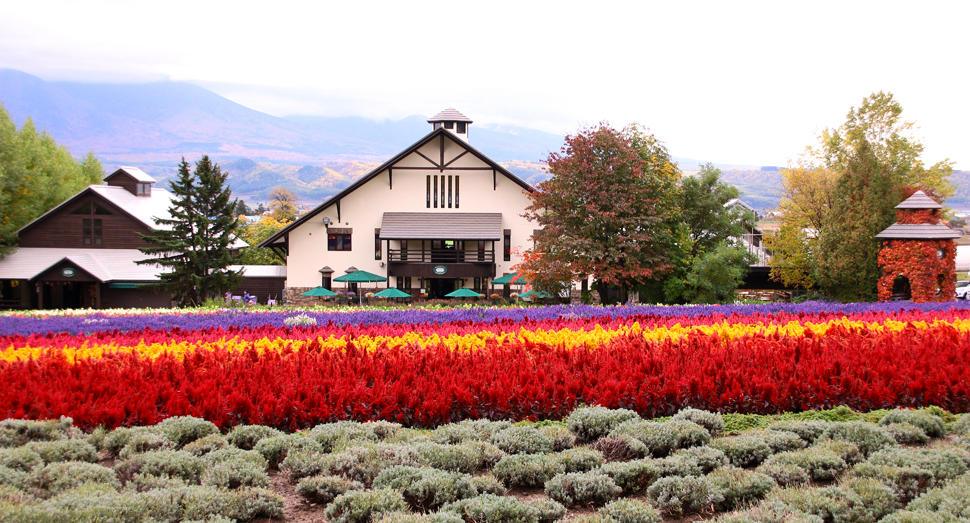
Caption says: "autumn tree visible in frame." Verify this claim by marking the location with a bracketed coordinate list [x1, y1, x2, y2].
[768, 91, 953, 300]
[236, 215, 287, 266]
[519, 124, 676, 304]
[268, 186, 298, 222]
[0, 105, 103, 257]
[138, 156, 243, 306]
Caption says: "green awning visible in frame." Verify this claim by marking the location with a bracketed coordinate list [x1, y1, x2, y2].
[108, 282, 151, 289]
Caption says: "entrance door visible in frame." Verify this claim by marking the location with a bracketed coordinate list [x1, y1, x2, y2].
[428, 278, 458, 299]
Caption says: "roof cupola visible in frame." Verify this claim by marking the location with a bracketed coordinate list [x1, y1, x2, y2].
[104, 166, 156, 197]
[428, 108, 472, 142]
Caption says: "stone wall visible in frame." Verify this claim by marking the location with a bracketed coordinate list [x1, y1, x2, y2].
[284, 286, 390, 307]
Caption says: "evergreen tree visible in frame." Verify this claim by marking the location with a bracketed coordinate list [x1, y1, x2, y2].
[138, 156, 243, 306]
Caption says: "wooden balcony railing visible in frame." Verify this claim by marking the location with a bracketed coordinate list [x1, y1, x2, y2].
[387, 248, 494, 264]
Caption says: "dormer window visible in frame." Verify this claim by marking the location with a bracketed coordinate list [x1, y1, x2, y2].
[457, 122, 466, 134]
[137, 183, 151, 196]
[444, 122, 454, 130]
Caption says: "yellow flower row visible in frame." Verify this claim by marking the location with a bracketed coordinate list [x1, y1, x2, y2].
[3, 317, 968, 363]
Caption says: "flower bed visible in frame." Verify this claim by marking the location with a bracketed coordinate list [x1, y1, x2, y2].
[2, 302, 970, 430]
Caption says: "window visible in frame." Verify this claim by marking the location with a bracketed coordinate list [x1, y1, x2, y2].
[397, 276, 411, 291]
[137, 183, 151, 196]
[321, 276, 332, 291]
[444, 122, 454, 130]
[455, 176, 459, 208]
[448, 175, 453, 208]
[72, 202, 112, 215]
[474, 277, 483, 294]
[478, 240, 485, 261]
[457, 122, 466, 134]
[82, 218, 103, 246]
[440, 175, 445, 208]
[503, 229, 511, 262]
[328, 233, 351, 251]
[375, 229, 381, 260]
[433, 176, 438, 207]
[426, 176, 431, 208]
[433, 122, 442, 130]
[401, 240, 408, 261]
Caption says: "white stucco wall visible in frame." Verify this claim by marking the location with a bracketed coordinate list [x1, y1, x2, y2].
[285, 133, 536, 290]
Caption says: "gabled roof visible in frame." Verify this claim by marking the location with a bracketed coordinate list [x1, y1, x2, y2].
[896, 190, 943, 209]
[106, 166, 156, 183]
[259, 126, 532, 248]
[0, 248, 168, 281]
[17, 185, 175, 235]
[875, 223, 961, 240]
[428, 108, 473, 123]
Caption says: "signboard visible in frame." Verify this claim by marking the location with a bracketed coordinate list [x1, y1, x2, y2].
[61, 268, 76, 278]
[433, 265, 448, 275]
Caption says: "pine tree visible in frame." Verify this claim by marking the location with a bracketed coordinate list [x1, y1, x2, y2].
[138, 156, 243, 306]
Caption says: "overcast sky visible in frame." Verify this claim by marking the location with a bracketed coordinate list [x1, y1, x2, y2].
[1, 0, 967, 168]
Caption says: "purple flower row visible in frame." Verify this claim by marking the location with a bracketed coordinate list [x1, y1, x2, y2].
[2, 300, 970, 337]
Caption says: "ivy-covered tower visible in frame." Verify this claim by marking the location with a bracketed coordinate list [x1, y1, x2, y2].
[875, 190, 960, 302]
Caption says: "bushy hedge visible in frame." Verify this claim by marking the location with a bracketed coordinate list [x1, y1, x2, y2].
[492, 454, 565, 488]
[372, 465, 477, 512]
[566, 407, 641, 442]
[544, 471, 621, 507]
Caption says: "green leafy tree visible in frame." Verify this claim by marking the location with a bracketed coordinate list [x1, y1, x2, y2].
[658, 164, 757, 304]
[268, 186, 298, 222]
[236, 215, 286, 266]
[768, 91, 952, 300]
[138, 156, 243, 306]
[0, 105, 103, 257]
[520, 124, 677, 304]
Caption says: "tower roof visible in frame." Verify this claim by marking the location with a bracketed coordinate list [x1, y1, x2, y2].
[896, 190, 943, 209]
[427, 108, 473, 123]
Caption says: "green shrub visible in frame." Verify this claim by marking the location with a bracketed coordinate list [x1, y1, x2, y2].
[845, 462, 932, 504]
[127, 474, 188, 492]
[201, 459, 269, 489]
[553, 447, 605, 473]
[492, 454, 565, 488]
[883, 422, 930, 444]
[762, 448, 846, 482]
[528, 497, 567, 523]
[373, 465, 477, 512]
[179, 485, 285, 521]
[365, 420, 403, 440]
[707, 466, 776, 511]
[0, 417, 74, 448]
[296, 474, 364, 505]
[3, 483, 149, 522]
[817, 422, 896, 457]
[309, 421, 380, 452]
[672, 407, 725, 437]
[0, 447, 44, 473]
[460, 440, 506, 469]
[0, 482, 33, 504]
[878, 510, 948, 523]
[671, 445, 728, 473]
[201, 447, 268, 470]
[589, 436, 648, 462]
[431, 419, 512, 444]
[182, 433, 229, 457]
[767, 485, 869, 523]
[321, 443, 425, 486]
[82, 426, 109, 451]
[544, 471, 621, 507]
[813, 439, 863, 465]
[29, 439, 98, 464]
[440, 493, 540, 523]
[376, 513, 465, 523]
[225, 424, 284, 450]
[709, 435, 772, 468]
[154, 416, 219, 448]
[414, 442, 483, 474]
[867, 446, 969, 485]
[597, 498, 661, 523]
[566, 406, 641, 442]
[27, 461, 120, 498]
[608, 420, 709, 457]
[324, 488, 410, 523]
[280, 449, 328, 481]
[114, 449, 205, 484]
[768, 421, 830, 444]
[754, 461, 811, 487]
[101, 427, 157, 457]
[748, 430, 807, 453]
[470, 474, 506, 495]
[538, 424, 576, 451]
[490, 426, 554, 455]
[255, 434, 324, 469]
[843, 477, 898, 520]
[117, 430, 176, 459]
[878, 409, 945, 438]
[0, 464, 28, 489]
[646, 475, 724, 518]
[597, 459, 660, 494]
[653, 454, 702, 478]
[951, 414, 970, 435]
[713, 500, 824, 523]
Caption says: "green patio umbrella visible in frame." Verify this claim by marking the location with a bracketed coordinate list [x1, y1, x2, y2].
[491, 272, 526, 285]
[301, 287, 338, 297]
[520, 289, 552, 299]
[333, 270, 388, 304]
[445, 288, 484, 298]
[374, 287, 412, 299]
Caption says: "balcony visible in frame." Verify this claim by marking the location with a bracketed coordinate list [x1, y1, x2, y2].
[387, 248, 496, 278]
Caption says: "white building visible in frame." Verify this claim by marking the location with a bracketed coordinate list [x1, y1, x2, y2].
[260, 109, 537, 302]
